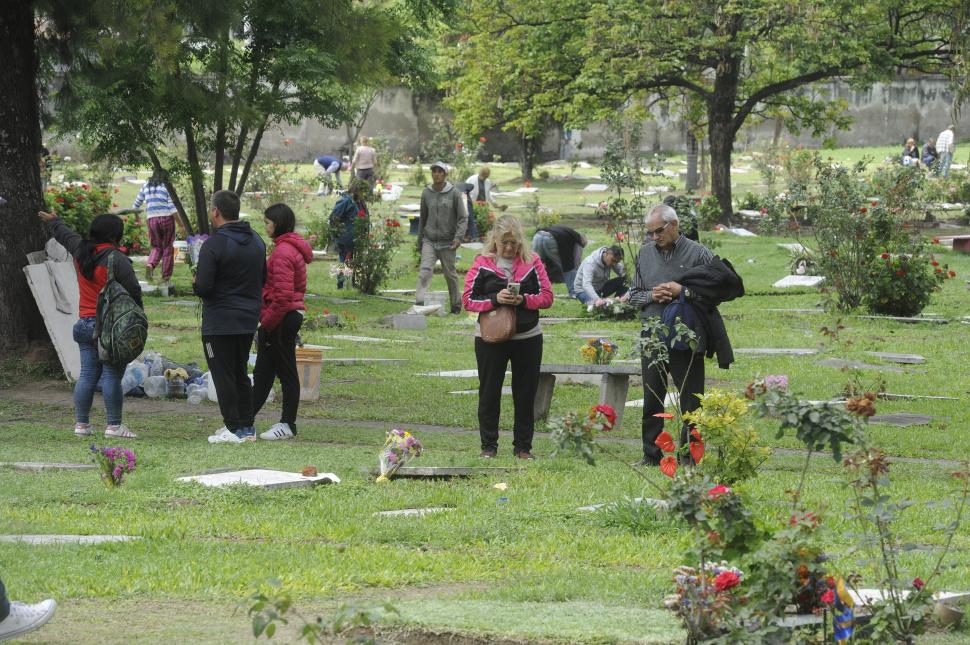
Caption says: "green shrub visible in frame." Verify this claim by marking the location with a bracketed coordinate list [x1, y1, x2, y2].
[473, 201, 494, 240]
[349, 217, 403, 294]
[696, 195, 721, 230]
[863, 251, 955, 317]
[683, 389, 770, 485]
[45, 183, 113, 234]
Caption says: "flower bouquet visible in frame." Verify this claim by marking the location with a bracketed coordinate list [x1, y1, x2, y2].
[584, 298, 638, 320]
[376, 428, 423, 482]
[549, 404, 617, 465]
[666, 561, 745, 641]
[580, 337, 618, 365]
[186, 234, 208, 273]
[90, 444, 136, 487]
[329, 263, 354, 280]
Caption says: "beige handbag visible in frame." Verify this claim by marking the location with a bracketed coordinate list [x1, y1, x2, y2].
[479, 305, 517, 343]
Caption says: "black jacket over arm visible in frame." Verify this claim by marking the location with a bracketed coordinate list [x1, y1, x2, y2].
[678, 256, 744, 369]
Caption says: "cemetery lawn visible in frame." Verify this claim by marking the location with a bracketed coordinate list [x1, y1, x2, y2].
[3, 152, 970, 643]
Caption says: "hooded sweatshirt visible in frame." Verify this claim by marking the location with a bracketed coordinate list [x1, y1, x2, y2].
[193, 220, 267, 335]
[261, 232, 313, 331]
[418, 181, 468, 249]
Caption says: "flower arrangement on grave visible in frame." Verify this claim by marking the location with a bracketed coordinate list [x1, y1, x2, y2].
[329, 263, 354, 280]
[584, 297, 638, 320]
[376, 429, 423, 482]
[666, 561, 744, 640]
[579, 337, 618, 365]
[548, 404, 617, 465]
[90, 444, 136, 487]
[186, 234, 209, 273]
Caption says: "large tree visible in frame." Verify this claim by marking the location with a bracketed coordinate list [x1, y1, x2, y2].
[453, 0, 967, 219]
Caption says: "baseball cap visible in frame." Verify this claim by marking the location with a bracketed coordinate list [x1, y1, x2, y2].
[430, 160, 449, 172]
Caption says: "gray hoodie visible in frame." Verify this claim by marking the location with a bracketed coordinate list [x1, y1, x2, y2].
[418, 181, 468, 249]
[574, 246, 625, 302]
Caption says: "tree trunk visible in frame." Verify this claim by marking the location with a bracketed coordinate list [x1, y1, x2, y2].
[518, 134, 536, 181]
[228, 122, 249, 193]
[708, 115, 735, 223]
[685, 130, 699, 192]
[235, 115, 269, 196]
[214, 117, 226, 193]
[0, 1, 53, 355]
[145, 148, 194, 236]
[772, 115, 784, 147]
[183, 120, 209, 234]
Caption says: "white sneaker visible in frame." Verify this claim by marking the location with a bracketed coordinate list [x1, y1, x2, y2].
[208, 427, 243, 444]
[74, 423, 92, 437]
[104, 424, 137, 439]
[0, 599, 57, 642]
[260, 423, 294, 441]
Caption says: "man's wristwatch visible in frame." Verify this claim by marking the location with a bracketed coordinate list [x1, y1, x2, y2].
[683, 287, 692, 300]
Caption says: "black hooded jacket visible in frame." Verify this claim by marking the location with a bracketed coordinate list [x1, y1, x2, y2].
[677, 256, 744, 369]
[193, 220, 267, 335]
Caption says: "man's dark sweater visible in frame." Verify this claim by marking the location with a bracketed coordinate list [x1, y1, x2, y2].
[193, 220, 266, 335]
[628, 235, 714, 319]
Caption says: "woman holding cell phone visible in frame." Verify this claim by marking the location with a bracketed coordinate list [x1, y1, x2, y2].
[462, 215, 554, 460]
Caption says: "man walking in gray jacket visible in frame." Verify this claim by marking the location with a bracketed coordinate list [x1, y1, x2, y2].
[416, 161, 468, 313]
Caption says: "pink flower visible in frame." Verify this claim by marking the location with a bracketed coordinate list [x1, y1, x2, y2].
[821, 590, 835, 604]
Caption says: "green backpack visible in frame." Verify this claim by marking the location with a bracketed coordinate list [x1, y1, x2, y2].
[95, 252, 148, 366]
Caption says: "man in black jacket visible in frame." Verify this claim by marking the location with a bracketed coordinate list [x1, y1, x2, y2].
[194, 190, 266, 443]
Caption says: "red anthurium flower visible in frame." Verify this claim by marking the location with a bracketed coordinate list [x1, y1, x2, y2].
[707, 484, 730, 499]
[713, 571, 740, 592]
[654, 431, 676, 453]
[653, 412, 674, 419]
[820, 590, 835, 604]
[592, 404, 617, 429]
[660, 455, 677, 478]
[690, 440, 705, 464]
[913, 577, 925, 590]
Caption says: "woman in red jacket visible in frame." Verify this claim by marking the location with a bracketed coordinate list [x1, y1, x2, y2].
[252, 204, 313, 440]
[462, 215, 553, 459]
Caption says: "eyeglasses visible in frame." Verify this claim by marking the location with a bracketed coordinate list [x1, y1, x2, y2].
[500, 240, 519, 248]
[647, 221, 670, 237]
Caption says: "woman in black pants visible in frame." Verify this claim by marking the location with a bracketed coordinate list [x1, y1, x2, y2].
[462, 215, 554, 459]
[252, 204, 313, 440]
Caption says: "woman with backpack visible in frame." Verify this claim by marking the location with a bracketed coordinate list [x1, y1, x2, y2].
[37, 210, 142, 439]
[251, 204, 313, 440]
[329, 179, 369, 289]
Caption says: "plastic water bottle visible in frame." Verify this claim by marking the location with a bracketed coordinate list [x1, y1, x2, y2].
[186, 383, 206, 404]
[121, 362, 147, 395]
[142, 375, 167, 398]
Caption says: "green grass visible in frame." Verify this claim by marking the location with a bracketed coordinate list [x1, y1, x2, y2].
[4, 151, 970, 643]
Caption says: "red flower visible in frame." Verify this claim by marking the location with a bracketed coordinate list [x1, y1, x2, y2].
[479, 136, 487, 143]
[707, 484, 730, 499]
[790, 511, 819, 527]
[859, 207, 867, 214]
[690, 438, 705, 464]
[932, 237, 940, 244]
[524, 180, 532, 188]
[913, 577, 925, 590]
[81, 184, 89, 190]
[659, 455, 677, 478]
[896, 269, 906, 277]
[949, 270, 957, 277]
[654, 431, 675, 453]
[880, 252, 890, 259]
[714, 571, 740, 592]
[76, 195, 84, 202]
[821, 590, 835, 604]
[871, 200, 878, 206]
[615, 231, 625, 241]
[55, 197, 64, 203]
[592, 404, 617, 429]
[653, 412, 674, 419]
[455, 143, 463, 151]
[935, 268, 942, 274]
[826, 576, 836, 588]
[932, 261, 939, 267]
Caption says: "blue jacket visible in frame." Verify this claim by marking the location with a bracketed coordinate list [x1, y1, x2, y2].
[330, 195, 367, 246]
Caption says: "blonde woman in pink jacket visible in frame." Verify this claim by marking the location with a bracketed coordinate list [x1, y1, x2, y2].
[462, 215, 554, 460]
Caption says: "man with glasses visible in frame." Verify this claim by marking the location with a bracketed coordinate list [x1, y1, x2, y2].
[573, 245, 627, 305]
[628, 204, 717, 465]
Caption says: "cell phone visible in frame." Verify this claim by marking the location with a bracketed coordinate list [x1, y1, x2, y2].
[507, 282, 520, 297]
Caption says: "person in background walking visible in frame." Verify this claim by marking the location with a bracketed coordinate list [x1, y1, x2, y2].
[0, 578, 56, 642]
[313, 154, 349, 196]
[37, 210, 142, 439]
[415, 161, 468, 313]
[349, 136, 377, 183]
[463, 215, 553, 460]
[133, 171, 178, 285]
[252, 203, 312, 441]
[194, 190, 267, 444]
[329, 178, 370, 289]
[935, 125, 955, 177]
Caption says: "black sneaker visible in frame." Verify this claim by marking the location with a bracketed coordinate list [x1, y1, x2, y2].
[451, 305, 462, 314]
[480, 449, 497, 458]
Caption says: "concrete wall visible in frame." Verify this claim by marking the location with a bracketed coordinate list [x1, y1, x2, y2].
[47, 76, 967, 163]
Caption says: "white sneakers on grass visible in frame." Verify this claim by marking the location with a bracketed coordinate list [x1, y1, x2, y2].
[259, 423, 294, 441]
[74, 423, 92, 437]
[208, 427, 244, 444]
[0, 599, 57, 642]
[75, 424, 137, 439]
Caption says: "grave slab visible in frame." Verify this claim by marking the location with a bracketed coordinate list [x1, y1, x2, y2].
[326, 335, 415, 343]
[369, 466, 516, 479]
[725, 227, 757, 237]
[737, 209, 762, 217]
[383, 288, 417, 295]
[325, 358, 407, 365]
[420, 369, 507, 378]
[375, 507, 454, 517]
[818, 358, 906, 373]
[514, 187, 539, 193]
[777, 243, 810, 253]
[856, 314, 948, 324]
[735, 348, 818, 356]
[765, 308, 824, 314]
[870, 413, 939, 427]
[382, 314, 427, 330]
[405, 304, 442, 316]
[177, 468, 339, 489]
[865, 352, 926, 364]
[460, 242, 484, 251]
[162, 300, 197, 307]
[398, 203, 421, 212]
[0, 462, 95, 472]
[879, 393, 958, 401]
[0, 534, 139, 545]
[323, 297, 360, 305]
[773, 275, 825, 288]
[450, 387, 512, 395]
[583, 183, 610, 192]
[625, 392, 679, 408]
[576, 497, 669, 512]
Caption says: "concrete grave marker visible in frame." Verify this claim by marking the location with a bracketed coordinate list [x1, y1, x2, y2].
[382, 288, 417, 295]
[382, 314, 426, 330]
[177, 468, 339, 489]
[405, 304, 442, 316]
[375, 507, 454, 517]
[324, 297, 360, 305]
[325, 358, 406, 365]
[773, 275, 825, 288]
[420, 369, 507, 377]
[514, 186, 539, 193]
[818, 358, 906, 373]
[866, 352, 926, 365]
[765, 308, 824, 314]
[576, 497, 669, 512]
[0, 462, 95, 472]
[737, 209, 762, 218]
[855, 314, 948, 325]
[450, 386, 512, 395]
[326, 335, 415, 343]
[777, 243, 810, 253]
[870, 413, 939, 427]
[162, 300, 198, 307]
[725, 227, 757, 237]
[369, 466, 516, 479]
[735, 348, 818, 356]
[583, 183, 610, 192]
[399, 203, 421, 212]
[0, 534, 140, 545]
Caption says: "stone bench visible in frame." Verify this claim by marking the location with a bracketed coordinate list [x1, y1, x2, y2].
[534, 363, 641, 426]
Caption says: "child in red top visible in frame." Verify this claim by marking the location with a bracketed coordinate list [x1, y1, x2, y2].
[252, 203, 313, 440]
[38, 211, 142, 439]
